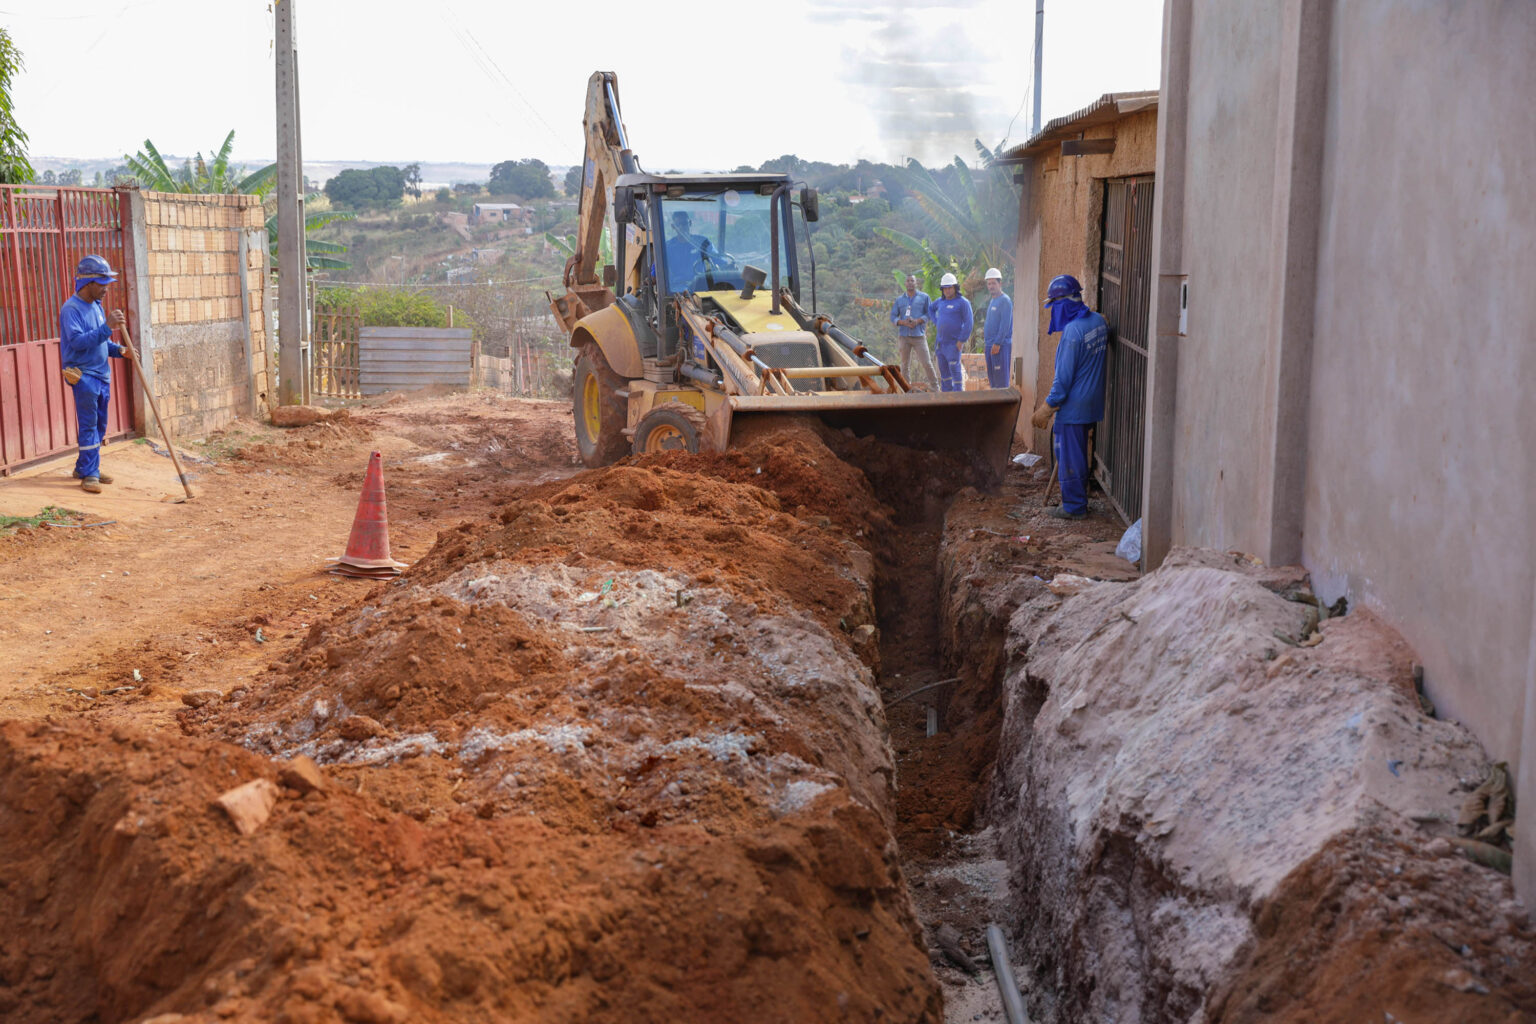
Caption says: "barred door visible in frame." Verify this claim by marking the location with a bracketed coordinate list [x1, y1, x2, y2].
[1095, 176, 1154, 522]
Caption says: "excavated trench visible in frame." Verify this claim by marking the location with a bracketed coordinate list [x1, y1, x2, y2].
[4, 411, 1531, 1024]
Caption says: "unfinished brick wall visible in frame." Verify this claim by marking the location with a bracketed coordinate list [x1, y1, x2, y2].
[136, 192, 270, 440]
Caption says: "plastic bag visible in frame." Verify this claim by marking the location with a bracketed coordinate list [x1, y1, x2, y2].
[1116, 518, 1143, 565]
[1011, 452, 1043, 468]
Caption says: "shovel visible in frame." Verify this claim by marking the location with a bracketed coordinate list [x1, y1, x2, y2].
[120, 325, 194, 502]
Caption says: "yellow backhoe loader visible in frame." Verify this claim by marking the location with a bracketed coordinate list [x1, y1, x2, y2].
[550, 72, 1020, 474]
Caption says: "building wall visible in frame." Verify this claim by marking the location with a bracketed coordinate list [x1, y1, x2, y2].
[1014, 110, 1157, 452]
[1146, 0, 1536, 905]
[137, 192, 269, 439]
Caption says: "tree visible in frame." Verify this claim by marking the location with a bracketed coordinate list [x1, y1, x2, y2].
[403, 163, 422, 198]
[323, 166, 406, 207]
[453, 182, 482, 196]
[887, 144, 1018, 294]
[563, 164, 583, 197]
[125, 131, 273, 195]
[487, 158, 554, 199]
[0, 29, 32, 184]
[435, 186, 451, 203]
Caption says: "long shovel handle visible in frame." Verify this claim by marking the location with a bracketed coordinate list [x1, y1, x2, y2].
[120, 326, 194, 500]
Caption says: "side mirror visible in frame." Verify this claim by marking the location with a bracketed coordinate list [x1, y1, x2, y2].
[613, 187, 636, 224]
[801, 187, 819, 222]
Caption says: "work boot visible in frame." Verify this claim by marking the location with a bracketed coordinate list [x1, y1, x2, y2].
[74, 469, 112, 484]
[1046, 506, 1085, 521]
[80, 476, 102, 494]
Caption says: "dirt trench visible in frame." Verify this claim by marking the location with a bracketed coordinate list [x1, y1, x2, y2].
[1, 409, 1025, 1024]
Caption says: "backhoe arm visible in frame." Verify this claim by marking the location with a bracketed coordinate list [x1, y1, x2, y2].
[567, 71, 639, 289]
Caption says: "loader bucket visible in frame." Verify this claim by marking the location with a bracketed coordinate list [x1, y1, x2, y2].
[711, 388, 1023, 480]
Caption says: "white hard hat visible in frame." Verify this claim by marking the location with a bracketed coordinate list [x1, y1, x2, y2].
[940, 272, 958, 287]
[984, 267, 1003, 281]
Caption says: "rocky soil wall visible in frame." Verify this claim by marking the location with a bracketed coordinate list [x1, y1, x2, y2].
[958, 546, 1535, 1022]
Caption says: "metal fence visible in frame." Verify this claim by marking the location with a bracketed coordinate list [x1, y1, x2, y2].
[1095, 176, 1155, 523]
[0, 185, 135, 474]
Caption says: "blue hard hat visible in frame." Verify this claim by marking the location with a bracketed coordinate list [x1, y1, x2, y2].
[1043, 274, 1082, 307]
[75, 254, 118, 282]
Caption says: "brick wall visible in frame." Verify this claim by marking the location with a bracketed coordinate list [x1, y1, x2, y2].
[135, 192, 270, 439]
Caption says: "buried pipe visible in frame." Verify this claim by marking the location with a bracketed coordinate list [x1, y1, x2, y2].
[986, 923, 1029, 1024]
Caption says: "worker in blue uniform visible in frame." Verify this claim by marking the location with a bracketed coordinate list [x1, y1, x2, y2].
[929, 272, 973, 392]
[1032, 274, 1108, 520]
[981, 267, 1013, 388]
[59, 254, 132, 493]
[890, 273, 938, 388]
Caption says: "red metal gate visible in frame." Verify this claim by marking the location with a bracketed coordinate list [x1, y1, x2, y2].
[0, 185, 135, 475]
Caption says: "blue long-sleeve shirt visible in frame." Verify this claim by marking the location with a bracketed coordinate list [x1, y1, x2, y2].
[60, 294, 122, 382]
[890, 290, 931, 338]
[983, 292, 1013, 350]
[1046, 310, 1109, 423]
[930, 294, 973, 348]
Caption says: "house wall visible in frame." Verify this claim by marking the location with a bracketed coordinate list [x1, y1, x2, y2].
[1146, 0, 1536, 905]
[133, 192, 269, 440]
[1014, 110, 1157, 452]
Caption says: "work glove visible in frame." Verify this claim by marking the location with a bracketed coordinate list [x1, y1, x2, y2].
[1031, 403, 1056, 430]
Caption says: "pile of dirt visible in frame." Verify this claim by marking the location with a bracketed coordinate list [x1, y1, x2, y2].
[988, 547, 1536, 1023]
[1, 426, 950, 1022]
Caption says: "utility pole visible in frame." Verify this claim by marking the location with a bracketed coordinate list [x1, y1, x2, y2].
[275, 0, 304, 406]
[1032, 0, 1045, 136]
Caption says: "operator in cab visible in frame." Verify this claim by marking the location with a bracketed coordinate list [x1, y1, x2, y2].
[664, 209, 717, 290]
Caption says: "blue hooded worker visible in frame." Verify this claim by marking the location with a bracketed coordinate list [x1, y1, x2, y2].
[981, 266, 1013, 388]
[1032, 274, 1108, 520]
[60, 255, 133, 493]
[929, 272, 973, 392]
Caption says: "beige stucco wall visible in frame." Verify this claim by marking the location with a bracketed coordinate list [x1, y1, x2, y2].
[1013, 110, 1157, 452]
[1146, 0, 1536, 905]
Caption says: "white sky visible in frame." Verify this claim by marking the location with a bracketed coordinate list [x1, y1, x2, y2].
[6, 0, 1162, 172]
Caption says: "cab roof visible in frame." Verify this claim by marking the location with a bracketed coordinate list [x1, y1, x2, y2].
[614, 172, 792, 191]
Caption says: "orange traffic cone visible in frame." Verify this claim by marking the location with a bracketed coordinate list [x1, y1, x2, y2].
[328, 451, 408, 579]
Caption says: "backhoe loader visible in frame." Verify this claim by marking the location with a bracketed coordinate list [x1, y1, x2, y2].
[549, 72, 1020, 474]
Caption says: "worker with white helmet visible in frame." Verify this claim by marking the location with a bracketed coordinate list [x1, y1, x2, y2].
[928, 272, 973, 392]
[981, 267, 1013, 388]
[60, 255, 133, 493]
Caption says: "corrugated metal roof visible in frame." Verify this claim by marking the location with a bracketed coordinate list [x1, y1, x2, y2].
[997, 91, 1159, 162]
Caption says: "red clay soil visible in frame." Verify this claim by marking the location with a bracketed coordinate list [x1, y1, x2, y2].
[0, 420, 950, 1023]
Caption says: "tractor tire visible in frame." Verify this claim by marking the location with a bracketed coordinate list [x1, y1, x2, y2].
[632, 404, 708, 456]
[572, 342, 630, 468]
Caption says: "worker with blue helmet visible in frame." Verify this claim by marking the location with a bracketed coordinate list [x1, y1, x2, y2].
[1032, 273, 1107, 520]
[929, 272, 973, 392]
[59, 254, 133, 493]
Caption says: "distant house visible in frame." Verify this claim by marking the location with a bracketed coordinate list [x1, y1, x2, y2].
[470, 203, 525, 226]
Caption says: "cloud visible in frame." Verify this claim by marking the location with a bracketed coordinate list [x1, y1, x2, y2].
[808, 0, 1008, 162]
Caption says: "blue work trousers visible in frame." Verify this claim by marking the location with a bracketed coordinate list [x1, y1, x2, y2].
[936, 344, 965, 392]
[985, 342, 1012, 388]
[1053, 421, 1092, 515]
[72, 375, 111, 480]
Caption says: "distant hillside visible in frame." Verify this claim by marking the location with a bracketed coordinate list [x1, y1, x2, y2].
[30, 156, 538, 190]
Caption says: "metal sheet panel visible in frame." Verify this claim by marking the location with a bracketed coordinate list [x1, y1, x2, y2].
[358, 327, 473, 396]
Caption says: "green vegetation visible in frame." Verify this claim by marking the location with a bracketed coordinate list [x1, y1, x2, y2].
[487, 159, 555, 199]
[0, 28, 33, 184]
[0, 505, 79, 532]
[316, 286, 449, 328]
[324, 166, 406, 207]
[124, 131, 273, 195]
